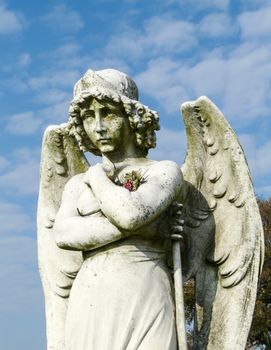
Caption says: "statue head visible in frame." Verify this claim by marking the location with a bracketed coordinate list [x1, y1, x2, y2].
[68, 69, 160, 156]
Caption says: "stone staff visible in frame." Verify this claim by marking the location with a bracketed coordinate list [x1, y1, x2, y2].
[173, 238, 188, 350]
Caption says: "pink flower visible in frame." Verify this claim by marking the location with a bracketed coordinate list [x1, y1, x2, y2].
[123, 179, 133, 192]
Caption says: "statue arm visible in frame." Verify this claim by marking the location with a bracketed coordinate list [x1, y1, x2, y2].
[54, 175, 127, 251]
[87, 161, 183, 231]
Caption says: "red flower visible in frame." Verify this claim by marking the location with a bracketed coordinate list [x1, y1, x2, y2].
[123, 179, 134, 192]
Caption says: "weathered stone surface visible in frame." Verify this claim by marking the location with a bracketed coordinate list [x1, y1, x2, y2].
[37, 69, 264, 350]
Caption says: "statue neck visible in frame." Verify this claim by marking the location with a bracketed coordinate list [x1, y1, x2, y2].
[101, 148, 146, 173]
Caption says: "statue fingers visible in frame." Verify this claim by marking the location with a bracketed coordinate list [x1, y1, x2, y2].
[170, 233, 183, 241]
[171, 202, 183, 212]
[171, 224, 184, 233]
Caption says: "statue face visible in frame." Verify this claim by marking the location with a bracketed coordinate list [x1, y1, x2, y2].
[81, 98, 131, 155]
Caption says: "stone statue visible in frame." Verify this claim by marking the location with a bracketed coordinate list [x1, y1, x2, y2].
[37, 68, 264, 350]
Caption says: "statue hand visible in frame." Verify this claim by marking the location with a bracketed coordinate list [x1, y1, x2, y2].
[84, 163, 105, 186]
[167, 202, 184, 241]
[157, 202, 184, 241]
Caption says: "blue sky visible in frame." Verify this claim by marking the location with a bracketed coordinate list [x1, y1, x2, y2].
[0, 0, 271, 349]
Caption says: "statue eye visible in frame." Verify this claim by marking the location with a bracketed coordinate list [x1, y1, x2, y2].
[103, 107, 118, 118]
[82, 111, 95, 120]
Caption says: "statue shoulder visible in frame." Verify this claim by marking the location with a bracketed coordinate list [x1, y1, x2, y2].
[148, 159, 183, 190]
[63, 172, 87, 196]
[149, 159, 182, 178]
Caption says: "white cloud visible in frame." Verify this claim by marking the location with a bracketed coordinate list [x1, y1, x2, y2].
[0, 77, 29, 93]
[222, 47, 271, 123]
[176, 0, 230, 11]
[106, 17, 197, 60]
[35, 43, 130, 75]
[42, 5, 84, 33]
[0, 235, 37, 265]
[149, 127, 187, 165]
[0, 160, 39, 195]
[53, 43, 80, 57]
[32, 88, 70, 105]
[240, 0, 271, 10]
[136, 58, 190, 114]
[0, 268, 42, 314]
[136, 56, 229, 114]
[198, 13, 237, 38]
[239, 134, 271, 182]
[0, 202, 33, 235]
[88, 57, 131, 75]
[0, 156, 8, 171]
[135, 39, 271, 124]
[18, 53, 31, 67]
[105, 29, 143, 60]
[41, 43, 87, 70]
[0, 235, 42, 314]
[5, 99, 71, 136]
[143, 17, 197, 54]
[5, 111, 43, 135]
[0, 2, 24, 34]
[1, 45, 84, 96]
[0, 148, 40, 196]
[41, 99, 70, 124]
[28, 69, 81, 90]
[239, 5, 271, 39]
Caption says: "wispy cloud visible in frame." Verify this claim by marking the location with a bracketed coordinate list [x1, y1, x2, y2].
[0, 201, 33, 234]
[240, 0, 271, 10]
[136, 58, 190, 114]
[5, 111, 43, 135]
[150, 127, 187, 165]
[136, 39, 271, 124]
[41, 99, 71, 124]
[41, 5, 84, 33]
[0, 156, 8, 171]
[0, 148, 40, 196]
[0, 1, 25, 34]
[28, 69, 81, 91]
[198, 12, 238, 38]
[175, 0, 230, 11]
[240, 134, 271, 180]
[238, 5, 271, 39]
[5, 99, 71, 136]
[44, 43, 85, 69]
[17, 52, 31, 67]
[106, 16, 197, 61]
[0, 235, 42, 314]
[32, 88, 70, 105]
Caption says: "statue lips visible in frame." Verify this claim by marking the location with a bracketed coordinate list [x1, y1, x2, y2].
[97, 137, 112, 144]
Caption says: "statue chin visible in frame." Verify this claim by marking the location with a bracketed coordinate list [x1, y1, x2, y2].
[96, 142, 115, 154]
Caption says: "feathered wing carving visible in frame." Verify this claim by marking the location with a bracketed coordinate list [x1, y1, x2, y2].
[37, 124, 89, 350]
[179, 97, 264, 350]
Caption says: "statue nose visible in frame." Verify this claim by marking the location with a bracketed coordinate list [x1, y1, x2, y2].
[94, 122, 106, 133]
[94, 113, 106, 133]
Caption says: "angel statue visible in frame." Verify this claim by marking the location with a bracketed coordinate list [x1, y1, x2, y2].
[37, 68, 264, 350]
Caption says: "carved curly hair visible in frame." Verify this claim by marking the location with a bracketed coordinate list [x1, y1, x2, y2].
[68, 89, 160, 156]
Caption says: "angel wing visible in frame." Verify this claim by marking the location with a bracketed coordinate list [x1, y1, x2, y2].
[179, 96, 264, 350]
[37, 124, 89, 350]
